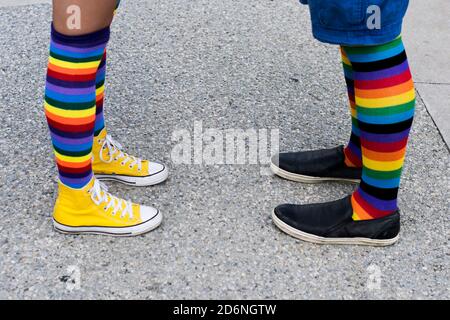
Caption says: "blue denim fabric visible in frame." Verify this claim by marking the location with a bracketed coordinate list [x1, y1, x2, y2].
[299, 0, 409, 45]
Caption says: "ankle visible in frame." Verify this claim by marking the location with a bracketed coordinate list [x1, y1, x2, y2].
[94, 127, 107, 138]
[351, 191, 398, 221]
[343, 146, 362, 168]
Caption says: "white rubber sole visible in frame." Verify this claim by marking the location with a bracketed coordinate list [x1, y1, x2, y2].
[272, 211, 399, 247]
[53, 211, 163, 237]
[270, 162, 360, 184]
[96, 166, 169, 187]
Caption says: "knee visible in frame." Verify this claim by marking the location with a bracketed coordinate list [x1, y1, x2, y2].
[52, 2, 114, 36]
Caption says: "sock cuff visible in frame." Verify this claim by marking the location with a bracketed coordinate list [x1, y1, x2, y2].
[341, 36, 404, 57]
[51, 23, 110, 47]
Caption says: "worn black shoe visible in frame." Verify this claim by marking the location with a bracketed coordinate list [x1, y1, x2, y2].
[273, 196, 400, 246]
[271, 146, 361, 183]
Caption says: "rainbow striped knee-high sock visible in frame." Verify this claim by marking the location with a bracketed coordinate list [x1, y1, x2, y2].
[94, 50, 107, 136]
[340, 47, 362, 168]
[343, 37, 416, 221]
[94, 0, 121, 136]
[44, 26, 110, 188]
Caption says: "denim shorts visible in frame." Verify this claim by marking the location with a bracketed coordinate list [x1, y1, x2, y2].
[299, 0, 409, 46]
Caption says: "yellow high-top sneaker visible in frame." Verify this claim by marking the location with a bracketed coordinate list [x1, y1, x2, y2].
[53, 178, 162, 236]
[92, 129, 168, 186]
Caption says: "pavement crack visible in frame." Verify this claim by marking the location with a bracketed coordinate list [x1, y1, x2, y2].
[415, 89, 450, 153]
[415, 81, 450, 86]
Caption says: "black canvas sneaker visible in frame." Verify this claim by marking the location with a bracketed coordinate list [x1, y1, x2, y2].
[273, 196, 400, 246]
[271, 146, 361, 183]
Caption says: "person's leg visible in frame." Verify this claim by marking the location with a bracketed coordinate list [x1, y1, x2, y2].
[46, 0, 115, 188]
[46, 0, 162, 235]
[88, 0, 168, 186]
[341, 47, 362, 168]
[52, 0, 116, 36]
[270, 57, 363, 184]
[272, 0, 415, 246]
[273, 37, 415, 245]
[269, 48, 364, 185]
[344, 37, 415, 221]
[94, 51, 107, 136]
[94, 0, 121, 136]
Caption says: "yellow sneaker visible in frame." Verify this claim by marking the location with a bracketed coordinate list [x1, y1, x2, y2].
[53, 178, 162, 236]
[93, 129, 168, 186]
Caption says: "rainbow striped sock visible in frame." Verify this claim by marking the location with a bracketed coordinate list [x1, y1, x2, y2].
[44, 26, 110, 189]
[93, 0, 121, 137]
[341, 47, 362, 168]
[343, 37, 416, 221]
[94, 50, 107, 136]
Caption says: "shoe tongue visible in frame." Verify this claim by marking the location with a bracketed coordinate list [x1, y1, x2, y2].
[96, 128, 108, 140]
[83, 177, 96, 191]
[141, 160, 149, 174]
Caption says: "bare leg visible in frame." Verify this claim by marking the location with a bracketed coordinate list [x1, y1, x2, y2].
[52, 0, 116, 35]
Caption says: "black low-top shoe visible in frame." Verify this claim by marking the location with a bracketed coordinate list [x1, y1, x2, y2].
[272, 196, 400, 246]
[271, 146, 361, 183]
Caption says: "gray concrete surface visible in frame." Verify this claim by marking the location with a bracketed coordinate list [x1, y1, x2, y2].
[415, 83, 450, 148]
[403, 0, 450, 84]
[403, 0, 450, 147]
[4, 0, 449, 147]
[0, 0, 449, 300]
[0, 0, 49, 7]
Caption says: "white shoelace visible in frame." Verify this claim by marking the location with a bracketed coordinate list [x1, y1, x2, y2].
[89, 179, 133, 219]
[99, 135, 143, 171]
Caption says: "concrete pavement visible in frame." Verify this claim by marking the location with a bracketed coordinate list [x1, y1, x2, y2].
[403, 0, 450, 147]
[4, 0, 448, 147]
[0, 0, 49, 7]
[0, 0, 448, 299]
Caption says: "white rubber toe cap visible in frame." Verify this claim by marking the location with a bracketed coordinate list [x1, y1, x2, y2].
[140, 205, 161, 222]
[148, 162, 166, 176]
